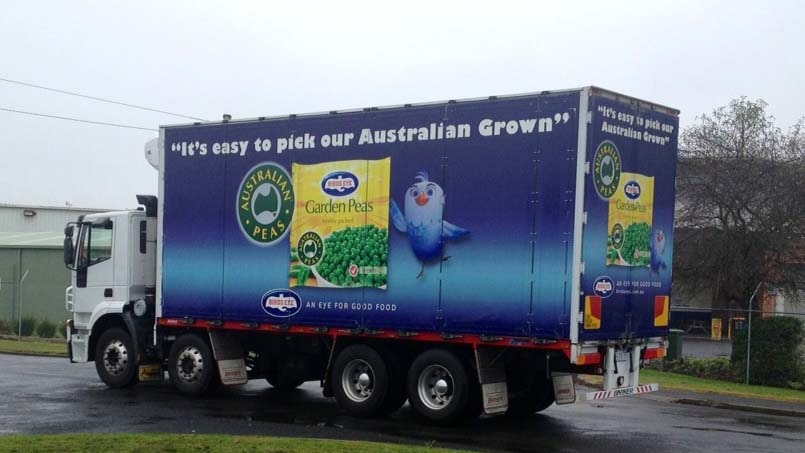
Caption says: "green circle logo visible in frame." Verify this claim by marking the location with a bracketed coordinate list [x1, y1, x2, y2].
[592, 141, 622, 199]
[611, 223, 624, 250]
[237, 162, 294, 246]
[297, 231, 323, 266]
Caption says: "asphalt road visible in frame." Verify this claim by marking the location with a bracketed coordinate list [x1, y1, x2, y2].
[1, 354, 803, 453]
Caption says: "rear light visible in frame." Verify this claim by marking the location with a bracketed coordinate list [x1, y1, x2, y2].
[643, 347, 666, 360]
[576, 352, 602, 365]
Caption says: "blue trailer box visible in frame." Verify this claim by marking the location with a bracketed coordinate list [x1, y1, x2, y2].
[158, 87, 678, 348]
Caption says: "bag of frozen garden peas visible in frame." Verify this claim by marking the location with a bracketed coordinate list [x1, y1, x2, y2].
[607, 172, 654, 267]
[290, 158, 390, 289]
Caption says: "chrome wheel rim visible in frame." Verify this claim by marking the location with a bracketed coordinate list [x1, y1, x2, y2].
[176, 346, 204, 383]
[417, 364, 454, 411]
[103, 340, 129, 376]
[341, 359, 374, 402]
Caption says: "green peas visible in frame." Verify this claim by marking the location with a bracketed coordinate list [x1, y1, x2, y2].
[315, 225, 388, 288]
[621, 222, 651, 266]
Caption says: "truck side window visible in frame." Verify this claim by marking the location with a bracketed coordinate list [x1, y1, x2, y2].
[88, 223, 113, 265]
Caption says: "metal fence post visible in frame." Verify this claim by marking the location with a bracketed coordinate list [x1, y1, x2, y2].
[745, 282, 763, 385]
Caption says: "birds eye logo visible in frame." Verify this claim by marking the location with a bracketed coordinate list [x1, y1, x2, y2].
[593, 276, 615, 298]
[237, 162, 295, 246]
[624, 180, 641, 200]
[321, 171, 359, 197]
[593, 141, 622, 200]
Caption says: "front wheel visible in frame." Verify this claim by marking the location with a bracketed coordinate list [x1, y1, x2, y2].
[168, 333, 218, 396]
[94, 327, 138, 388]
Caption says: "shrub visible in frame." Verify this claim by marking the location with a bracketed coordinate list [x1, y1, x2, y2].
[36, 320, 57, 338]
[20, 317, 37, 337]
[731, 316, 805, 387]
[59, 321, 68, 338]
[0, 319, 12, 334]
[648, 357, 741, 382]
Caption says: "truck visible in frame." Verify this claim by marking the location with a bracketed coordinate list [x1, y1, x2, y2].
[62, 86, 678, 423]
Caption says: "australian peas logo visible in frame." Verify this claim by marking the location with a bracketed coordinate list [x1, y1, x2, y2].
[593, 141, 622, 200]
[237, 162, 295, 245]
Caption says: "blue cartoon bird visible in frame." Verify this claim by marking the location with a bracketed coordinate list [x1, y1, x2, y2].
[390, 171, 469, 278]
[650, 227, 667, 273]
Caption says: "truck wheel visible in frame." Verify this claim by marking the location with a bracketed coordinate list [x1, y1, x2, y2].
[168, 333, 217, 396]
[94, 327, 138, 388]
[507, 378, 555, 416]
[377, 349, 407, 415]
[266, 373, 306, 391]
[407, 349, 471, 424]
[332, 344, 390, 417]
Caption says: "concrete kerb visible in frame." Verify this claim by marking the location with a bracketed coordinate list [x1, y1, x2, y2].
[672, 397, 805, 418]
[576, 376, 805, 418]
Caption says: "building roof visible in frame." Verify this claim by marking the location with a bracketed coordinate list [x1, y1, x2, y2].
[0, 203, 118, 212]
[0, 231, 65, 249]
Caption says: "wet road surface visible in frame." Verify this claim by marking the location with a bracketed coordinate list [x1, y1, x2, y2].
[1, 354, 802, 452]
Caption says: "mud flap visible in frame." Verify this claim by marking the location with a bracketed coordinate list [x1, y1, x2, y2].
[208, 331, 248, 385]
[551, 372, 576, 404]
[474, 347, 508, 415]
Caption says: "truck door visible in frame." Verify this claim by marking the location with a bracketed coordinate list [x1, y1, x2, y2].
[578, 93, 678, 342]
[72, 219, 115, 326]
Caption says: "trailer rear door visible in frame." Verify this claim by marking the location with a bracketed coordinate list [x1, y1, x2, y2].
[578, 90, 679, 342]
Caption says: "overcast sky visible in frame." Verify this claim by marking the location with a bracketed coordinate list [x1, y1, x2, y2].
[1, 0, 803, 209]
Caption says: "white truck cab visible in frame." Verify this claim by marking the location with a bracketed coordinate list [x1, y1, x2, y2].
[64, 196, 158, 386]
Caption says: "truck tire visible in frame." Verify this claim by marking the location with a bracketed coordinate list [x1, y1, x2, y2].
[266, 373, 306, 391]
[331, 344, 391, 417]
[506, 378, 555, 416]
[407, 349, 472, 424]
[168, 333, 217, 396]
[377, 348, 407, 415]
[94, 327, 138, 388]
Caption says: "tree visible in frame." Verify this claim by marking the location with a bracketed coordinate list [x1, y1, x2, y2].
[675, 98, 805, 309]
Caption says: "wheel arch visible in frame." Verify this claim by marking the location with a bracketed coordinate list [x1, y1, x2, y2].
[88, 314, 129, 362]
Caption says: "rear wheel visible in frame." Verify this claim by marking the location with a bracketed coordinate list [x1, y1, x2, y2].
[507, 377, 555, 416]
[407, 349, 472, 424]
[168, 333, 217, 396]
[377, 348, 407, 415]
[331, 344, 390, 417]
[94, 327, 138, 388]
[266, 373, 306, 391]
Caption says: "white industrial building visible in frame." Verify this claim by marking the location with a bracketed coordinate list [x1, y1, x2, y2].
[0, 203, 116, 233]
[0, 203, 116, 327]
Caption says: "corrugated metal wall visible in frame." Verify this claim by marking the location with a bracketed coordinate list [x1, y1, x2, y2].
[0, 206, 110, 232]
[0, 247, 70, 324]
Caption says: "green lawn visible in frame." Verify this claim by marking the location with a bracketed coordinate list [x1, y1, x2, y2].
[0, 434, 468, 453]
[0, 339, 67, 357]
[640, 369, 805, 403]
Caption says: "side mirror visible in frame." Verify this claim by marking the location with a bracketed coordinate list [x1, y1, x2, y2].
[64, 225, 74, 238]
[63, 237, 75, 269]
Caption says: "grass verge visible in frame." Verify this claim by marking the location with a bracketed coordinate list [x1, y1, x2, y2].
[0, 338, 67, 357]
[580, 369, 805, 403]
[639, 369, 805, 403]
[0, 434, 469, 453]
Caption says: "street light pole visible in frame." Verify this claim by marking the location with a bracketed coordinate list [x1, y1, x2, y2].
[17, 269, 29, 341]
[745, 281, 763, 385]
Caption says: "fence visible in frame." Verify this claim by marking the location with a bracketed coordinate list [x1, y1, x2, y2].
[670, 305, 805, 385]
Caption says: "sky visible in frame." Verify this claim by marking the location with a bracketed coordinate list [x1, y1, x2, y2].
[1, 0, 803, 209]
